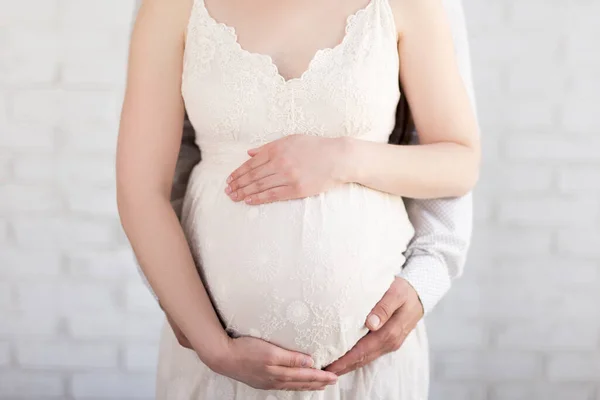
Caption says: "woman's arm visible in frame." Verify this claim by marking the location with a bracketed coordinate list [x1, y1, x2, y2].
[118, 0, 337, 390]
[117, 0, 228, 366]
[341, 0, 480, 199]
[225, 0, 480, 203]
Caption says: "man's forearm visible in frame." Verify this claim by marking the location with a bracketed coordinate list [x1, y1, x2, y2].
[397, 0, 477, 314]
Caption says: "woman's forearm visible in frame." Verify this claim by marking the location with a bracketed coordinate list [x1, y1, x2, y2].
[339, 138, 480, 199]
[118, 193, 229, 368]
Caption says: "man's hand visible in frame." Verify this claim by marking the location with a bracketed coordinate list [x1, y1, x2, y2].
[324, 277, 424, 376]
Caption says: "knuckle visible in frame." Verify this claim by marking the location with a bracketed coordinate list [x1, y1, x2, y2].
[377, 302, 394, 319]
[280, 156, 292, 169]
[264, 351, 279, 366]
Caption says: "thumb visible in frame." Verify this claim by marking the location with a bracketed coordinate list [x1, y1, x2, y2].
[366, 289, 402, 331]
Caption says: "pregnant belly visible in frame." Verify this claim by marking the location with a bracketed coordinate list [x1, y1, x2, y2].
[182, 155, 415, 369]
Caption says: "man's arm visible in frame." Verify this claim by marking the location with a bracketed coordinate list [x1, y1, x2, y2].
[324, 0, 478, 375]
[398, 0, 478, 314]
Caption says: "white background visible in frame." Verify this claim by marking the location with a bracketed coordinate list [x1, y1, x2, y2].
[1, 0, 599, 399]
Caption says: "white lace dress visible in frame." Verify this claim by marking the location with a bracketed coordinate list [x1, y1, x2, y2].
[156, 0, 429, 398]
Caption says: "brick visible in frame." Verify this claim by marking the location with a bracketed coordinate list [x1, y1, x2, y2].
[0, 371, 64, 398]
[506, 59, 569, 101]
[0, 92, 7, 125]
[564, 3, 600, 68]
[62, 47, 127, 86]
[427, 319, 488, 350]
[0, 312, 59, 336]
[473, 193, 493, 223]
[552, 290, 600, 320]
[470, 227, 552, 257]
[498, 198, 599, 227]
[15, 282, 117, 314]
[0, 27, 59, 86]
[11, 89, 122, 125]
[491, 384, 594, 400]
[0, 282, 11, 308]
[16, 341, 118, 369]
[11, 90, 64, 125]
[559, 167, 600, 193]
[562, 71, 600, 133]
[0, 0, 59, 24]
[125, 282, 159, 313]
[13, 155, 116, 186]
[437, 351, 541, 381]
[558, 230, 600, 257]
[68, 312, 162, 341]
[477, 164, 554, 195]
[0, 249, 62, 277]
[508, 1, 569, 31]
[505, 135, 600, 162]
[507, 99, 561, 131]
[0, 154, 10, 181]
[0, 184, 62, 213]
[0, 123, 56, 151]
[13, 217, 116, 250]
[429, 382, 487, 400]
[67, 248, 139, 279]
[495, 322, 599, 351]
[61, 0, 137, 28]
[0, 217, 8, 243]
[61, 90, 123, 126]
[462, 0, 507, 34]
[0, 341, 9, 366]
[66, 185, 118, 217]
[71, 372, 155, 399]
[486, 259, 598, 290]
[62, 122, 120, 152]
[548, 354, 600, 382]
[124, 343, 159, 371]
[433, 280, 483, 319]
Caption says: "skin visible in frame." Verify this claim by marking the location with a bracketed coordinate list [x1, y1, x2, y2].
[119, 0, 479, 390]
[119, 0, 337, 391]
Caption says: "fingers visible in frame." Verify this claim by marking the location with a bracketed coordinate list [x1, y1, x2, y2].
[267, 365, 338, 388]
[245, 186, 294, 205]
[265, 348, 337, 390]
[227, 150, 270, 185]
[228, 174, 285, 202]
[275, 349, 314, 369]
[365, 278, 406, 331]
[324, 332, 384, 376]
[329, 308, 413, 375]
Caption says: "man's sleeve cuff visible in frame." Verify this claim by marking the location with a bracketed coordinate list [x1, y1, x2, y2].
[397, 254, 452, 315]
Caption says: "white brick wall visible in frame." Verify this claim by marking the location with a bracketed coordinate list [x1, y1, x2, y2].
[0, 1, 599, 400]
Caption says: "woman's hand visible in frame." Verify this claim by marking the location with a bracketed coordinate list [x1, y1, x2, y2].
[225, 134, 351, 205]
[213, 336, 338, 391]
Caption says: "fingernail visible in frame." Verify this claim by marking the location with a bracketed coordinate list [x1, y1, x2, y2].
[245, 197, 252, 204]
[231, 192, 238, 200]
[367, 314, 380, 329]
[225, 186, 232, 194]
[302, 357, 313, 367]
[226, 176, 233, 183]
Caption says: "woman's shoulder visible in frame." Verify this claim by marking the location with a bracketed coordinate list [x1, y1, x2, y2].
[132, 0, 195, 40]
